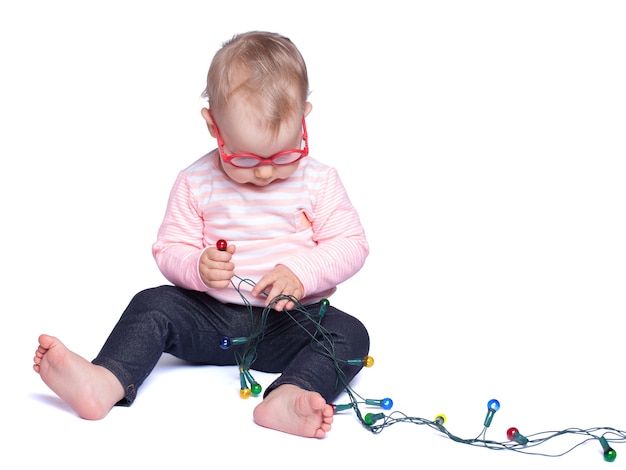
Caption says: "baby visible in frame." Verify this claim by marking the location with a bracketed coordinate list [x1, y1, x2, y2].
[34, 31, 370, 439]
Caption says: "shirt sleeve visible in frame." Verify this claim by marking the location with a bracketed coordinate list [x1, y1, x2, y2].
[280, 167, 369, 297]
[151, 172, 209, 291]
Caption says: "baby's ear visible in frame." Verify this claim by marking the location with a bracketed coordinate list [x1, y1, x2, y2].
[201, 108, 217, 137]
[304, 101, 313, 118]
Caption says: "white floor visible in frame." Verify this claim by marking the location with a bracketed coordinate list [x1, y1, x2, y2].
[2, 2, 625, 469]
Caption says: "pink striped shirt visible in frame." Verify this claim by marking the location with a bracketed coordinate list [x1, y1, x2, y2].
[152, 149, 369, 306]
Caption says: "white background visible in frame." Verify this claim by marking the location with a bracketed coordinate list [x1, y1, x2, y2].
[1, 1, 624, 468]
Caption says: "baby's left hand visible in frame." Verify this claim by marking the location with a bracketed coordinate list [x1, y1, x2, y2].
[252, 264, 303, 311]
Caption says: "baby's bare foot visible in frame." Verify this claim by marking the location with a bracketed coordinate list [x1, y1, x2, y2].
[253, 384, 333, 438]
[33, 334, 125, 420]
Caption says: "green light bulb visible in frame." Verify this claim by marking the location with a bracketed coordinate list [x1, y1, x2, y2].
[600, 436, 617, 462]
[364, 412, 385, 426]
[319, 299, 329, 317]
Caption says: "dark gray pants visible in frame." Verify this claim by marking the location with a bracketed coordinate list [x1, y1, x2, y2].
[92, 285, 370, 405]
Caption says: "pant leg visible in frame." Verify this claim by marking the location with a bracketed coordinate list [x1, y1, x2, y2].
[92, 285, 254, 404]
[250, 301, 370, 403]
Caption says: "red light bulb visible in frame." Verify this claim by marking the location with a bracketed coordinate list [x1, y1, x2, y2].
[507, 427, 529, 445]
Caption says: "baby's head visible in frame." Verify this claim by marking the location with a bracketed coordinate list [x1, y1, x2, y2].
[201, 32, 311, 186]
[204, 31, 310, 135]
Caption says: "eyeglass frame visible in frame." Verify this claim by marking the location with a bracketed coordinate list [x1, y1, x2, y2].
[209, 110, 309, 168]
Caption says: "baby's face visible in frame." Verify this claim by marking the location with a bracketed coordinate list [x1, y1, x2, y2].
[212, 106, 306, 187]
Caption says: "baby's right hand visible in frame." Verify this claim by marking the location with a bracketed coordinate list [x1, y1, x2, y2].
[199, 243, 236, 288]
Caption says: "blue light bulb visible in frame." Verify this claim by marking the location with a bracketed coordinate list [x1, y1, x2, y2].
[365, 398, 393, 410]
[488, 399, 500, 412]
[219, 336, 247, 349]
[484, 399, 500, 427]
[219, 336, 231, 349]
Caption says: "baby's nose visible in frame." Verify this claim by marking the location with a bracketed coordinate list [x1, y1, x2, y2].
[254, 164, 275, 179]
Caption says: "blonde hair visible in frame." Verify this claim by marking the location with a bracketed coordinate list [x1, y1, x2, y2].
[203, 31, 309, 134]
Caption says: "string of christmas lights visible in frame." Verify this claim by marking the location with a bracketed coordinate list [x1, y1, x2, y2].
[215, 240, 624, 462]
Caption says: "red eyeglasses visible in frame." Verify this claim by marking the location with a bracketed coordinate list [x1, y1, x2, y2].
[209, 111, 309, 168]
